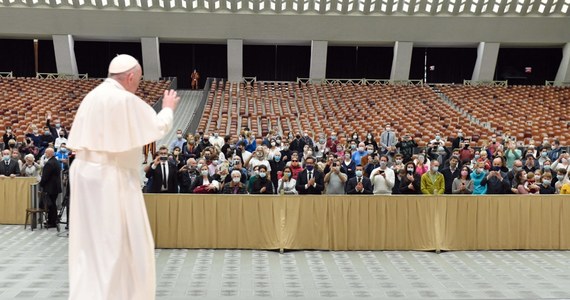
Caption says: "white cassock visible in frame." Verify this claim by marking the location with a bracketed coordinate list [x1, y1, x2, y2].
[67, 78, 173, 300]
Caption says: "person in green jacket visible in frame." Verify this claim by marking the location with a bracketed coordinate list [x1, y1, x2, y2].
[421, 161, 445, 195]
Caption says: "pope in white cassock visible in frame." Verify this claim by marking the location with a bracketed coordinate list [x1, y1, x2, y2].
[67, 54, 179, 300]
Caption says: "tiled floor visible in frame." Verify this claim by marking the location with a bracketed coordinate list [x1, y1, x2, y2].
[1, 225, 570, 299]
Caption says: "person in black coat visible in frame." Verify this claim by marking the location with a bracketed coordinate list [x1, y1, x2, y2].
[189, 165, 218, 193]
[251, 165, 274, 194]
[145, 146, 178, 193]
[399, 162, 421, 194]
[295, 157, 324, 194]
[177, 158, 200, 193]
[441, 157, 461, 194]
[39, 148, 61, 228]
[0, 149, 20, 177]
[345, 165, 373, 194]
[481, 157, 511, 194]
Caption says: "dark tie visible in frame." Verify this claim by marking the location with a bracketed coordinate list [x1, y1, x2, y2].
[161, 163, 167, 189]
[308, 171, 313, 180]
[358, 177, 362, 184]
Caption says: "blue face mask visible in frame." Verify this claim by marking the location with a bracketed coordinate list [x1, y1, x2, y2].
[306, 165, 314, 171]
[274, 156, 281, 162]
[355, 170, 363, 177]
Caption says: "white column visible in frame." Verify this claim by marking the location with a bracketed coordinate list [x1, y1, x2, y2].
[555, 42, 570, 85]
[309, 40, 328, 80]
[227, 39, 243, 82]
[141, 37, 162, 80]
[471, 42, 500, 82]
[52, 34, 78, 76]
[390, 41, 413, 81]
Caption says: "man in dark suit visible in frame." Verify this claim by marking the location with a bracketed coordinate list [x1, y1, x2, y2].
[345, 165, 373, 194]
[441, 156, 461, 194]
[295, 156, 324, 194]
[146, 146, 178, 193]
[39, 148, 62, 228]
[0, 149, 20, 177]
[177, 158, 199, 193]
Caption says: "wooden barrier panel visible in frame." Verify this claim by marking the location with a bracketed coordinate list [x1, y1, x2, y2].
[0, 177, 37, 224]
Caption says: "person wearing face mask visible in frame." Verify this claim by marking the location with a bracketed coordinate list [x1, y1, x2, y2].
[399, 162, 421, 194]
[458, 142, 474, 165]
[351, 142, 368, 166]
[25, 124, 43, 148]
[178, 158, 199, 193]
[395, 134, 417, 163]
[246, 146, 271, 175]
[548, 139, 562, 162]
[278, 166, 298, 195]
[169, 129, 187, 153]
[421, 161, 445, 195]
[0, 149, 20, 177]
[369, 156, 395, 195]
[269, 153, 286, 191]
[335, 145, 345, 159]
[55, 143, 70, 171]
[195, 133, 213, 155]
[539, 172, 555, 194]
[504, 141, 522, 170]
[414, 154, 430, 176]
[441, 157, 462, 194]
[341, 151, 356, 179]
[299, 131, 314, 153]
[427, 144, 451, 167]
[222, 170, 248, 194]
[391, 154, 405, 173]
[46, 113, 67, 140]
[251, 165, 274, 194]
[522, 153, 538, 173]
[314, 135, 328, 159]
[287, 154, 304, 180]
[471, 162, 488, 195]
[324, 159, 348, 194]
[551, 152, 570, 180]
[452, 166, 474, 194]
[289, 133, 303, 153]
[21, 154, 40, 180]
[220, 135, 233, 157]
[480, 157, 511, 194]
[295, 157, 324, 194]
[209, 131, 224, 150]
[2, 126, 16, 150]
[554, 168, 569, 193]
[506, 159, 523, 190]
[268, 139, 281, 157]
[224, 156, 248, 185]
[326, 132, 339, 153]
[363, 132, 378, 152]
[170, 146, 184, 169]
[345, 165, 372, 194]
[538, 149, 550, 167]
[190, 165, 220, 193]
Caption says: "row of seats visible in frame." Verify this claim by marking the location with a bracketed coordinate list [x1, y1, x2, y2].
[198, 81, 497, 147]
[439, 85, 570, 145]
[0, 78, 171, 141]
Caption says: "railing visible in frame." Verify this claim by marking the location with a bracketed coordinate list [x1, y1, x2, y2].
[0, 72, 13, 78]
[243, 77, 257, 84]
[545, 81, 570, 87]
[297, 78, 424, 86]
[35, 73, 89, 80]
[185, 77, 215, 135]
[463, 80, 508, 87]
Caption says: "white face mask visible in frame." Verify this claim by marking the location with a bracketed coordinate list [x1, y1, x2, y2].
[201, 170, 209, 176]
[432, 166, 439, 172]
[232, 177, 241, 183]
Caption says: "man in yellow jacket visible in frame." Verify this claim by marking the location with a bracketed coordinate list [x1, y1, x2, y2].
[421, 160, 445, 195]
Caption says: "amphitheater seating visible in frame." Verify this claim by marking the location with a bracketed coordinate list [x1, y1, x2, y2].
[199, 81, 496, 147]
[0, 78, 171, 142]
[439, 85, 570, 146]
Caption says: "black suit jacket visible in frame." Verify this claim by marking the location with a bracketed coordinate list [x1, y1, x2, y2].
[295, 169, 324, 194]
[441, 167, 461, 194]
[0, 159, 20, 177]
[146, 161, 178, 193]
[345, 176, 373, 194]
[39, 157, 61, 195]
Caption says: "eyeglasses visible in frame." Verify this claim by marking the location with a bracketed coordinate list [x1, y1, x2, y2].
[292, 160, 298, 162]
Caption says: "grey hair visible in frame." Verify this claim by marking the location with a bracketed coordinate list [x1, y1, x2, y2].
[231, 170, 242, 177]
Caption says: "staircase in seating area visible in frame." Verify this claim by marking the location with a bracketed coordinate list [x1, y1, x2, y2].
[430, 85, 494, 133]
[156, 90, 204, 148]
